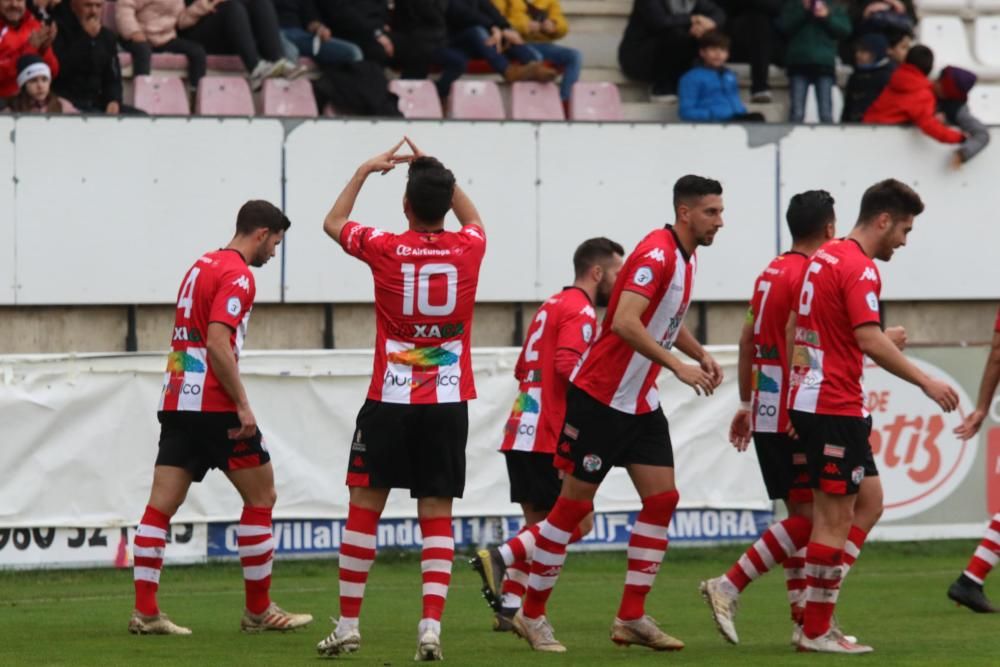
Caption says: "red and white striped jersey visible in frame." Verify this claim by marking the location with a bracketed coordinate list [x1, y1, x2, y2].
[500, 287, 597, 454]
[788, 239, 882, 417]
[572, 227, 696, 415]
[747, 252, 809, 433]
[340, 221, 486, 404]
[159, 249, 255, 413]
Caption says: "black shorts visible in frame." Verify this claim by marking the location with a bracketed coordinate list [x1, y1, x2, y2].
[347, 399, 468, 499]
[504, 451, 561, 511]
[156, 411, 270, 483]
[753, 432, 812, 503]
[788, 410, 878, 496]
[554, 385, 673, 485]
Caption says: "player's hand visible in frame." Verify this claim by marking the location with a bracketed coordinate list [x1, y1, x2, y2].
[729, 409, 752, 451]
[502, 28, 524, 46]
[922, 378, 960, 413]
[403, 135, 425, 159]
[787, 421, 799, 440]
[950, 151, 964, 170]
[360, 138, 410, 175]
[954, 408, 986, 440]
[229, 404, 258, 441]
[486, 26, 503, 52]
[700, 353, 724, 389]
[673, 363, 716, 396]
[885, 326, 907, 351]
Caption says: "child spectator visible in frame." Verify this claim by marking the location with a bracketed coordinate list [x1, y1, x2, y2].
[886, 30, 911, 64]
[841, 32, 892, 122]
[4, 53, 69, 112]
[493, 0, 582, 102]
[935, 66, 990, 166]
[0, 0, 59, 98]
[778, 0, 851, 123]
[863, 45, 964, 145]
[678, 30, 764, 122]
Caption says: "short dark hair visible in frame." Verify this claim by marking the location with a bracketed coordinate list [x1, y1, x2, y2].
[698, 30, 730, 51]
[857, 179, 924, 225]
[786, 190, 835, 241]
[235, 200, 290, 235]
[888, 30, 914, 47]
[673, 175, 723, 211]
[406, 156, 456, 223]
[905, 44, 934, 76]
[573, 237, 625, 279]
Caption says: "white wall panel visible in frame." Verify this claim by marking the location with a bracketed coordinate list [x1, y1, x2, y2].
[779, 125, 1000, 300]
[0, 117, 14, 304]
[13, 117, 283, 304]
[282, 120, 538, 302]
[537, 123, 778, 302]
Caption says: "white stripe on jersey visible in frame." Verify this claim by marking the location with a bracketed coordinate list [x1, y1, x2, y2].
[610, 249, 688, 414]
[511, 386, 543, 453]
[382, 340, 415, 404]
[178, 347, 207, 411]
[435, 339, 463, 403]
[235, 307, 252, 355]
[792, 347, 823, 413]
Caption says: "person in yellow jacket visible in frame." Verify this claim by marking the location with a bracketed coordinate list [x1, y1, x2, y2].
[492, 0, 582, 101]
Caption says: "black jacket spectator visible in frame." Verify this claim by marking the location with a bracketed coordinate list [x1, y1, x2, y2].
[446, 0, 511, 32]
[842, 33, 893, 122]
[391, 0, 448, 76]
[274, 0, 321, 30]
[720, 0, 781, 97]
[51, 2, 124, 111]
[619, 0, 726, 95]
[317, 0, 389, 61]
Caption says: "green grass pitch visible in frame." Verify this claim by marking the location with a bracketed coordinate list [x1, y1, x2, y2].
[2, 540, 999, 666]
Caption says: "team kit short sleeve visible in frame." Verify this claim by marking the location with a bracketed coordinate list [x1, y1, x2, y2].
[159, 249, 256, 413]
[572, 227, 696, 415]
[995, 306, 1000, 333]
[340, 221, 486, 405]
[789, 239, 881, 418]
[500, 287, 597, 454]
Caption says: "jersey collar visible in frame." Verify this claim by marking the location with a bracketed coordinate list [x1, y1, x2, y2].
[221, 247, 248, 265]
[783, 250, 809, 258]
[563, 285, 594, 305]
[665, 224, 691, 263]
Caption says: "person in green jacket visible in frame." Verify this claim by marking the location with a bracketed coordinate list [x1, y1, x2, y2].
[778, 0, 851, 122]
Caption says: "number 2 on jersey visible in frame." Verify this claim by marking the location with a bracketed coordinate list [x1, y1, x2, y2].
[177, 268, 201, 319]
[524, 310, 549, 362]
[401, 263, 458, 317]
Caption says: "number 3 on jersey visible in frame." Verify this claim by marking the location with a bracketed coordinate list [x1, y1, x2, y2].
[401, 263, 457, 316]
[177, 268, 201, 318]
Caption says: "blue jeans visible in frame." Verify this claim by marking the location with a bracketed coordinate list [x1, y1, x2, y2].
[789, 74, 834, 123]
[524, 42, 582, 101]
[431, 26, 541, 98]
[281, 27, 363, 67]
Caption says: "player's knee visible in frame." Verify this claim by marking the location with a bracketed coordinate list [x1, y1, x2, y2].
[254, 486, 277, 508]
[577, 513, 595, 538]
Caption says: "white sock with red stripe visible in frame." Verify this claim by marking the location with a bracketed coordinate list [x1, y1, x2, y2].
[338, 504, 380, 632]
[964, 513, 1000, 584]
[723, 515, 812, 593]
[803, 542, 844, 639]
[239, 506, 275, 615]
[419, 516, 455, 629]
[785, 547, 807, 624]
[617, 490, 678, 620]
[498, 525, 538, 567]
[522, 497, 593, 619]
[501, 560, 531, 608]
[133, 504, 171, 616]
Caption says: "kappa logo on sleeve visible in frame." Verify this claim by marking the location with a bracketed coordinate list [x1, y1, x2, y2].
[643, 248, 666, 264]
[633, 266, 654, 287]
[226, 297, 242, 317]
[232, 276, 250, 292]
[859, 267, 878, 282]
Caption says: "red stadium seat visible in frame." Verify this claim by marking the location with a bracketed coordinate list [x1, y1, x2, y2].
[196, 76, 255, 116]
[447, 80, 505, 120]
[388, 79, 443, 119]
[511, 82, 564, 121]
[262, 78, 318, 117]
[206, 56, 246, 72]
[132, 75, 190, 115]
[569, 82, 623, 122]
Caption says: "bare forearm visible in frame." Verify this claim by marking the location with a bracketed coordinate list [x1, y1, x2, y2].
[452, 184, 483, 229]
[208, 342, 249, 409]
[324, 168, 370, 241]
[737, 339, 753, 402]
[861, 331, 929, 389]
[674, 326, 706, 362]
[613, 317, 681, 372]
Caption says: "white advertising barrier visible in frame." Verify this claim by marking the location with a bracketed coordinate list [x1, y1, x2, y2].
[0, 116, 14, 305]
[10, 117, 285, 305]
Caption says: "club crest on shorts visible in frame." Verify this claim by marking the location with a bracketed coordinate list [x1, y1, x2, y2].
[851, 466, 865, 485]
[582, 454, 602, 473]
[351, 429, 365, 452]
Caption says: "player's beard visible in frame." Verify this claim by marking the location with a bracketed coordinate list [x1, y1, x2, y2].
[596, 279, 613, 307]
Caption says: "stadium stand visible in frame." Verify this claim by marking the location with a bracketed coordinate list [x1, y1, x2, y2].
[196, 77, 255, 116]
[448, 80, 506, 120]
[388, 79, 444, 120]
[568, 81, 624, 121]
[131, 75, 189, 115]
[262, 78, 318, 117]
[511, 81, 565, 121]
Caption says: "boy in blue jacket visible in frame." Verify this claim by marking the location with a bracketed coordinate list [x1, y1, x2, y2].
[679, 31, 764, 122]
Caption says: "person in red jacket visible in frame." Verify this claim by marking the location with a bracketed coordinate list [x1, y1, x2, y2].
[863, 44, 964, 144]
[0, 0, 60, 98]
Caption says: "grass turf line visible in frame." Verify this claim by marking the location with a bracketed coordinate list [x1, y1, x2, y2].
[1, 540, 999, 665]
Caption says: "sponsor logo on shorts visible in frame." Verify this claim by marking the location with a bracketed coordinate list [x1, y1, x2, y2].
[823, 444, 846, 459]
[582, 454, 602, 473]
[792, 453, 807, 465]
[563, 424, 579, 440]
[851, 466, 865, 485]
[351, 430, 366, 452]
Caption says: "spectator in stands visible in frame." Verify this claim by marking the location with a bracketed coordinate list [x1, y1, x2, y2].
[3, 53, 67, 111]
[116, 0, 209, 89]
[274, 0, 363, 66]
[492, 0, 582, 102]
[935, 66, 990, 166]
[863, 45, 965, 146]
[841, 32, 892, 122]
[619, 0, 725, 101]
[678, 30, 763, 122]
[52, 0, 142, 114]
[0, 0, 59, 98]
[719, 0, 781, 103]
[316, 0, 393, 64]
[778, 0, 851, 123]
[854, 0, 914, 45]
[390, 0, 447, 83]
[886, 29, 910, 64]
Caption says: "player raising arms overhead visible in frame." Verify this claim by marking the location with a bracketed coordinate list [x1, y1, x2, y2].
[315, 139, 486, 662]
[701, 191, 837, 645]
[471, 237, 625, 631]
[512, 176, 724, 653]
[129, 201, 312, 636]
[788, 179, 959, 654]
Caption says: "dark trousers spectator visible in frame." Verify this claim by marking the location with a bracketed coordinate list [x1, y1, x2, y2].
[789, 73, 834, 122]
[281, 28, 363, 66]
[619, 28, 697, 96]
[429, 25, 540, 98]
[179, 0, 284, 72]
[524, 42, 581, 101]
[122, 37, 207, 89]
[727, 12, 777, 97]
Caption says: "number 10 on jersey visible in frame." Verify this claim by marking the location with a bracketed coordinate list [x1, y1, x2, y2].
[401, 263, 458, 317]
